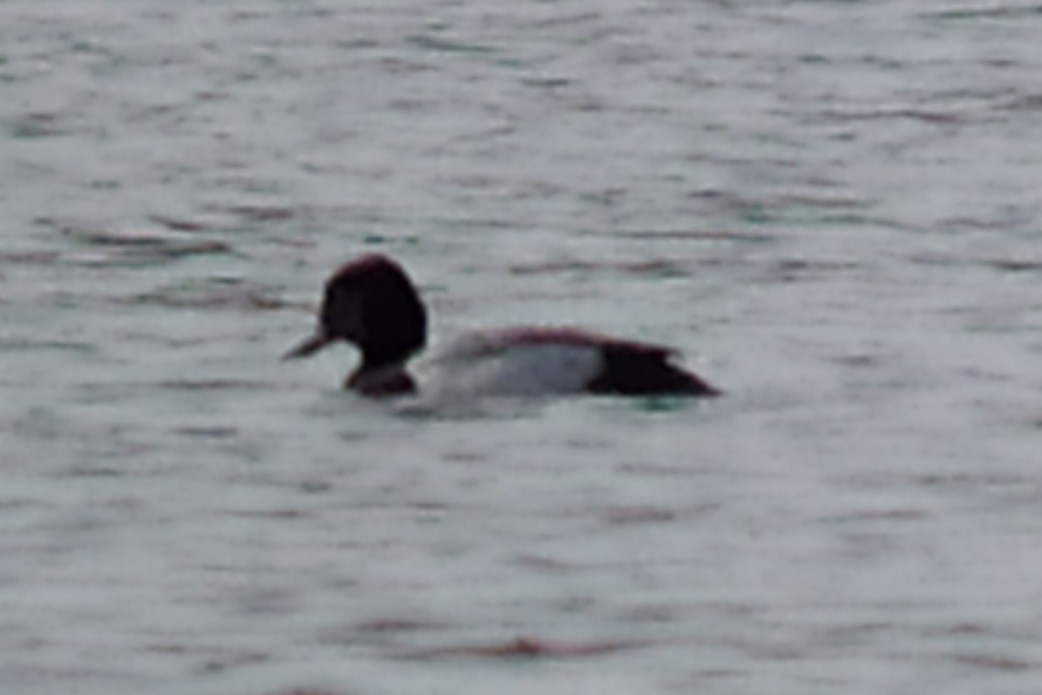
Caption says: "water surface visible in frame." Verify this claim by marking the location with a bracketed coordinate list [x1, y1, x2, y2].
[3, 1, 1042, 693]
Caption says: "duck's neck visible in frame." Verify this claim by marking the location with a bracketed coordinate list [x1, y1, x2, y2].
[348, 313, 424, 397]
[359, 343, 416, 372]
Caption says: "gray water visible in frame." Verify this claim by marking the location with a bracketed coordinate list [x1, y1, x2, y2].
[3, 1, 1042, 693]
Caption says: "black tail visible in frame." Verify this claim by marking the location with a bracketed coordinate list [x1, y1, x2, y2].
[589, 346, 720, 397]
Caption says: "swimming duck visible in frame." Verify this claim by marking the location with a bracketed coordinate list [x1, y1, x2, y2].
[284, 253, 719, 398]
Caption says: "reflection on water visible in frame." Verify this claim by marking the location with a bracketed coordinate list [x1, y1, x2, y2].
[3, 1, 1042, 693]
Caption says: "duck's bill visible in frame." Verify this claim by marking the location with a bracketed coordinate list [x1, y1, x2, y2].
[282, 330, 333, 360]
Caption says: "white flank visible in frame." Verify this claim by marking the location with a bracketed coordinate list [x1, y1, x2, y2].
[419, 340, 603, 398]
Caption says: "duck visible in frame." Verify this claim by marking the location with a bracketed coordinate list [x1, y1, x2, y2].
[283, 253, 720, 398]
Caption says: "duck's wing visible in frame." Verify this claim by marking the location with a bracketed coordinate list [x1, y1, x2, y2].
[432, 327, 719, 397]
